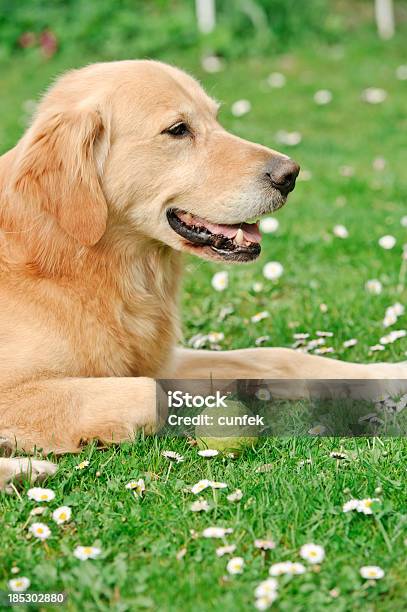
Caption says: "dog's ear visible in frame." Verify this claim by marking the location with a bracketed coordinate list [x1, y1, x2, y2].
[13, 108, 108, 246]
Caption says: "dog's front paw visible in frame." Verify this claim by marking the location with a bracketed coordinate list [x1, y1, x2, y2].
[0, 458, 58, 494]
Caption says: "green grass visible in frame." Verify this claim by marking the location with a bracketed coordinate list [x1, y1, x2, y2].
[1, 27, 407, 612]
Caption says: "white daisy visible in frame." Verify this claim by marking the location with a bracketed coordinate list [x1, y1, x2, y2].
[254, 539, 276, 550]
[269, 561, 305, 576]
[202, 526, 233, 538]
[343, 499, 359, 512]
[360, 565, 385, 580]
[8, 577, 31, 592]
[333, 224, 349, 239]
[190, 499, 210, 512]
[401, 215, 407, 227]
[276, 130, 302, 146]
[52, 506, 72, 525]
[27, 488, 55, 503]
[73, 546, 102, 561]
[396, 65, 407, 80]
[330, 451, 348, 460]
[226, 556, 244, 574]
[255, 593, 278, 609]
[231, 99, 251, 117]
[361, 88, 387, 104]
[255, 335, 270, 346]
[252, 282, 264, 293]
[343, 339, 358, 348]
[191, 479, 211, 494]
[30, 507, 47, 516]
[211, 271, 228, 292]
[162, 450, 184, 463]
[339, 165, 355, 177]
[314, 89, 333, 105]
[29, 522, 51, 540]
[357, 498, 381, 515]
[378, 235, 396, 250]
[75, 460, 89, 470]
[209, 481, 227, 489]
[126, 478, 145, 497]
[216, 544, 237, 557]
[208, 332, 224, 344]
[255, 388, 271, 401]
[259, 217, 279, 234]
[227, 489, 243, 502]
[267, 72, 286, 88]
[372, 156, 386, 171]
[263, 261, 284, 280]
[201, 55, 223, 73]
[198, 449, 219, 458]
[251, 311, 270, 323]
[254, 578, 278, 598]
[300, 543, 325, 564]
[370, 344, 385, 352]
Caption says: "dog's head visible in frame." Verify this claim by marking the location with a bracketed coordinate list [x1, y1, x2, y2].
[12, 60, 299, 263]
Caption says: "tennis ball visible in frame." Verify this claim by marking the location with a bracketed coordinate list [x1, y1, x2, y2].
[196, 399, 260, 454]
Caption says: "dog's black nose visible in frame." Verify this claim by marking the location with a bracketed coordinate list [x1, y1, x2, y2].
[265, 157, 300, 195]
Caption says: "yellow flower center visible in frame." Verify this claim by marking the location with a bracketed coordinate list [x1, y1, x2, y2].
[40, 495, 48, 500]
[83, 547, 92, 555]
[60, 513, 66, 520]
[37, 528, 43, 534]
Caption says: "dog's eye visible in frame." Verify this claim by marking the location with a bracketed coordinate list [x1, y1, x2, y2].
[163, 122, 190, 138]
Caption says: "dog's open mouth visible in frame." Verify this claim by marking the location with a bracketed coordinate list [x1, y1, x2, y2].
[167, 209, 262, 261]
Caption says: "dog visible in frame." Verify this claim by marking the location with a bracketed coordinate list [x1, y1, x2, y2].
[0, 60, 405, 491]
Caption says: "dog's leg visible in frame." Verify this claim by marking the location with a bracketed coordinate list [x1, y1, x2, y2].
[0, 457, 57, 494]
[0, 377, 162, 456]
[171, 347, 407, 397]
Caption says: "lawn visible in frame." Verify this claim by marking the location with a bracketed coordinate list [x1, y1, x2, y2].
[1, 26, 407, 612]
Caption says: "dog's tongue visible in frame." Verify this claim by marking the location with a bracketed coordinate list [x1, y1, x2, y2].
[181, 213, 261, 243]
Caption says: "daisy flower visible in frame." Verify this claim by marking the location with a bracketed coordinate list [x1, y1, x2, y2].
[216, 544, 237, 557]
[227, 489, 243, 502]
[254, 578, 278, 598]
[259, 217, 279, 234]
[254, 539, 276, 550]
[8, 577, 31, 592]
[190, 499, 210, 512]
[126, 478, 145, 497]
[202, 527, 233, 539]
[267, 72, 286, 88]
[73, 546, 102, 561]
[226, 556, 244, 574]
[314, 89, 332, 105]
[361, 87, 387, 104]
[191, 479, 211, 494]
[401, 215, 407, 227]
[270, 561, 306, 576]
[360, 566, 385, 580]
[30, 507, 47, 516]
[251, 311, 270, 323]
[263, 261, 284, 280]
[252, 282, 264, 292]
[343, 339, 358, 348]
[255, 335, 270, 346]
[27, 488, 55, 503]
[255, 388, 271, 401]
[357, 498, 380, 515]
[255, 593, 278, 610]
[208, 332, 224, 344]
[365, 279, 383, 295]
[211, 271, 228, 292]
[343, 499, 360, 512]
[198, 449, 219, 458]
[52, 506, 72, 525]
[29, 522, 51, 540]
[300, 543, 325, 564]
[333, 224, 349, 239]
[276, 130, 302, 146]
[201, 55, 223, 74]
[209, 481, 227, 489]
[330, 451, 348, 460]
[231, 99, 251, 117]
[75, 460, 89, 470]
[378, 235, 396, 250]
[162, 450, 184, 462]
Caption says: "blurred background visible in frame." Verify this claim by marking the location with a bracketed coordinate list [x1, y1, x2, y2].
[0, 0, 406, 358]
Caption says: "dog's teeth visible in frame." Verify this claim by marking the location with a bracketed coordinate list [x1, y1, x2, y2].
[235, 229, 244, 245]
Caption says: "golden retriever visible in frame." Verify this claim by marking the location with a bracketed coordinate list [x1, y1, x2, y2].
[0, 60, 405, 490]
